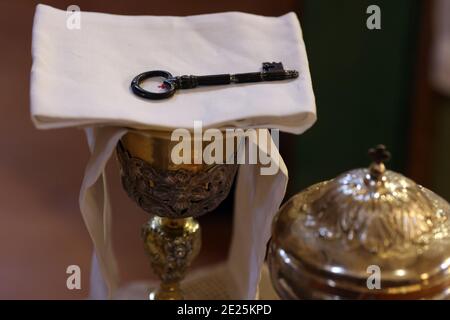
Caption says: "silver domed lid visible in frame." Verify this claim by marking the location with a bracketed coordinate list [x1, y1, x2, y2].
[269, 145, 450, 299]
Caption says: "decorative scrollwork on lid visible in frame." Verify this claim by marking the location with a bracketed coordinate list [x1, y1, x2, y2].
[305, 168, 450, 256]
[116, 141, 238, 219]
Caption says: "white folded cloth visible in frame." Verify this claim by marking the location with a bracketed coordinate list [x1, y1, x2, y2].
[30, 4, 316, 299]
[31, 4, 315, 133]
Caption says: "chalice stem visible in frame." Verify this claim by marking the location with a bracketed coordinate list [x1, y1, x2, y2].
[142, 216, 201, 300]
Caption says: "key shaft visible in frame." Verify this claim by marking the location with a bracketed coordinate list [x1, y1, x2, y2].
[169, 69, 298, 89]
[131, 62, 299, 100]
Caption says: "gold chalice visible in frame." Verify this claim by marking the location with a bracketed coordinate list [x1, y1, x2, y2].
[116, 129, 238, 299]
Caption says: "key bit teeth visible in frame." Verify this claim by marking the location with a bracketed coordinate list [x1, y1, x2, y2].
[263, 62, 284, 72]
[287, 70, 299, 78]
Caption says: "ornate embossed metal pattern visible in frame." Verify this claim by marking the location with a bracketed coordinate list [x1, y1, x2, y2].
[116, 141, 238, 219]
[307, 169, 449, 255]
[269, 146, 450, 299]
[142, 216, 201, 300]
[142, 217, 201, 283]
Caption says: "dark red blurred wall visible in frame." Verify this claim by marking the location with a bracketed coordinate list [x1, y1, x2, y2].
[0, 0, 300, 299]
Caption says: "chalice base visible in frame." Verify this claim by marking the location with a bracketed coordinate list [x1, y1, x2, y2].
[112, 263, 278, 300]
[148, 282, 183, 300]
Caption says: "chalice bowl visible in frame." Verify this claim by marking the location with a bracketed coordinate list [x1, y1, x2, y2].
[116, 129, 238, 299]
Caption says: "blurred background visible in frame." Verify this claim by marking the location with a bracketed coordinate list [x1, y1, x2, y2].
[0, 0, 449, 299]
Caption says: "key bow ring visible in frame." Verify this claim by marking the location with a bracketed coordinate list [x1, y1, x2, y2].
[131, 62, 299, 100]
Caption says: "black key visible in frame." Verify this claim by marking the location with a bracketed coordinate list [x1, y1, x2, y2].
[131, 62, 299, 100]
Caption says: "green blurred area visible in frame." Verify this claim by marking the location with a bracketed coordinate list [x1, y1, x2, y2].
[432, 95, 450, 201]
[287, 0, 421, 194]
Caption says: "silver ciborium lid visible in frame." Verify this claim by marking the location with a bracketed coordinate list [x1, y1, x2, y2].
[268, 145, 450, 299]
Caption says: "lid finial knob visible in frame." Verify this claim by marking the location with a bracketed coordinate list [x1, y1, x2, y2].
[367, 144, 391, 180]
